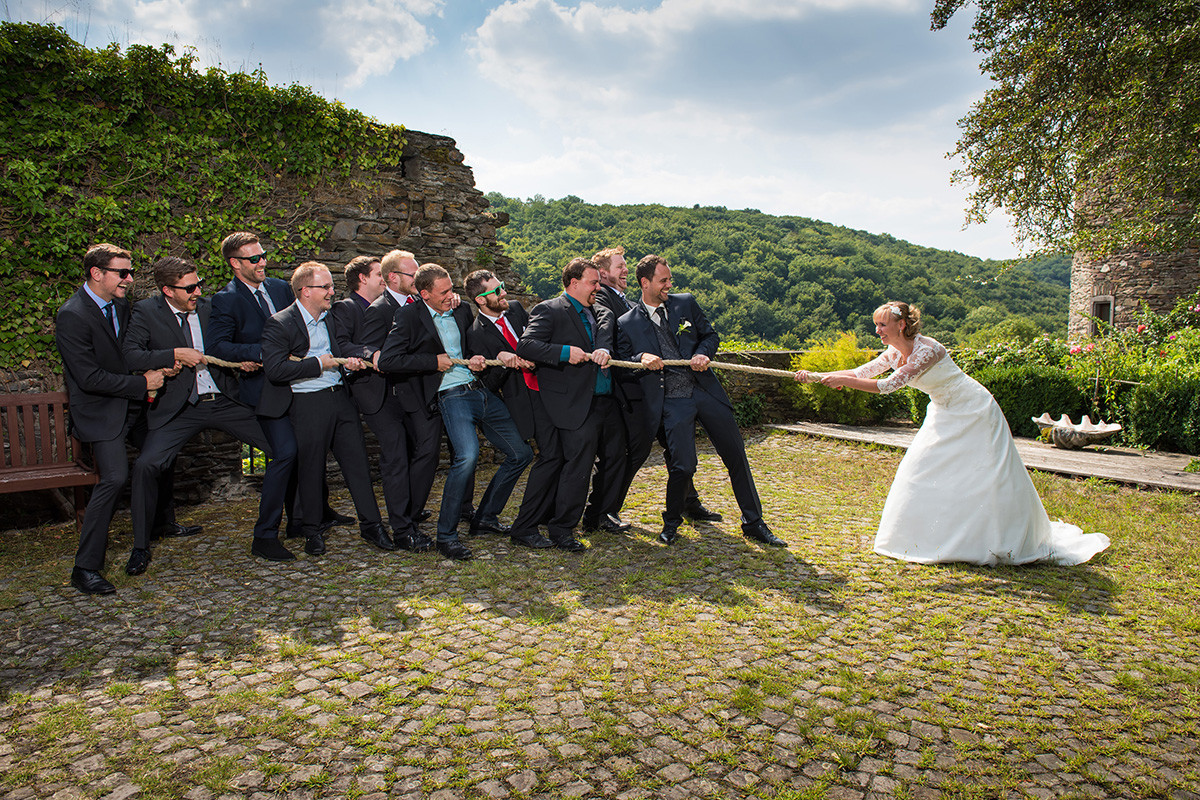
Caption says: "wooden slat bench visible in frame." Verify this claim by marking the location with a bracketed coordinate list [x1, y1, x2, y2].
[1, 392, 99, 528]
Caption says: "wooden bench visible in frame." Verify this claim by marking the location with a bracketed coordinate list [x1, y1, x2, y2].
[1, 392, 99, 528]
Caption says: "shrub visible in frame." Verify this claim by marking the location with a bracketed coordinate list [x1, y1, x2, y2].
[1124, 374, 1200, 453]
[972, 364, 1091, 438]
[784, 333, 907, 423]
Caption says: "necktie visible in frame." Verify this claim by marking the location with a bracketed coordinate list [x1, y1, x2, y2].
[103, 303, 117, 336]
[496, 316, 538, 391]
[255, 288, 271, 316]
[177, 312, 200, 404]
[405, 295, 415, 305]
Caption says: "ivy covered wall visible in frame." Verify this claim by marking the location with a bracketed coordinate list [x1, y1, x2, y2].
[0, 22, 512, 380]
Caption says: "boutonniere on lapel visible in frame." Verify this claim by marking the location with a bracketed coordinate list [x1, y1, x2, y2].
[676, 319, 692, 336]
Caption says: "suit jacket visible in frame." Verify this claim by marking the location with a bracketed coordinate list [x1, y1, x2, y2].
[208, 277, 295, 409]
[517, 294, 614, 431]
[258, 303, 346, 418]
[377, 300, 475, 416]
[595, 284, 642, 407]
[616, 293, 730, 427]
[467, 300, 537, 440]
[54, 287, 146, 442]
[123, 295, 240, 429]
[332, 293, 387, 415]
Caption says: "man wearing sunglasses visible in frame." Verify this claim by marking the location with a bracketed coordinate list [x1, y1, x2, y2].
[465, 270, 556, 549]
[55, 244, 173, 594]
[123, 256, 296, 572]
[378, 264, 532, 561]
[209, 232, 351, 542]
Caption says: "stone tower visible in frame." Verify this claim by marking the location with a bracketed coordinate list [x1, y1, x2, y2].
[1068, 244, 1200, 341]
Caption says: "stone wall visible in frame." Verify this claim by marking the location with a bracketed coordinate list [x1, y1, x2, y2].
[1068, 245, 1200, 341]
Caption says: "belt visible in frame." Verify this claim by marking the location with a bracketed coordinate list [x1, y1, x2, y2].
[297, 384, 344, 395]
[196, 392, 220, 402]
[438, 379, 482, 398]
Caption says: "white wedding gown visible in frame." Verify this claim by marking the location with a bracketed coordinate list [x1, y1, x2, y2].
[855, 335, 1111, 565]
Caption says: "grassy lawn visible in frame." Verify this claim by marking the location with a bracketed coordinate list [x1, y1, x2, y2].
[0, 431, 1197, 799]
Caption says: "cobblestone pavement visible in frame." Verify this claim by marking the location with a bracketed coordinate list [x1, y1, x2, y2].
[1, 433, 1197, 799]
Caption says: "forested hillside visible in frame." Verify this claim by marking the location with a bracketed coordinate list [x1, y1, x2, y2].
[488, 194, 1071, 348]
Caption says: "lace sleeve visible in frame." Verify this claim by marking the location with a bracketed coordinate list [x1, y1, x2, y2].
[875, 337, 945, 394]
[851, 348, 899, 379]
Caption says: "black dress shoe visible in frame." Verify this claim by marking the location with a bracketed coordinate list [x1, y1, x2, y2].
[598, 514, 632, 533]
[251, 538, 296, 561]
[304, 535, 326, 556]
[360, 523, 397, 551]
[469, 519, 511, 536]
[415, 509, 432, 523]
[658, 526, 680, 545]
[124, 547, 152, 576]
[324, 510, 355, 526]
[395, 530, 433, 553]
[437, 540, 474, 561]
[511, 530, 553, 549]
[71, 567, 116, 595]
[742, 520, 787, 547]
[551, 535, 587, 553]
[155, 522, 203, 539]
[685, 504, 723, 523]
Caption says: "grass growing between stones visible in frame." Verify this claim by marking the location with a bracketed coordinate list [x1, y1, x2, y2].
[0, 431, 1197, 798]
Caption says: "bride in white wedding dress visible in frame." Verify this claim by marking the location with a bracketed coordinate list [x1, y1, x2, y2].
[796, 302, 1110, 566]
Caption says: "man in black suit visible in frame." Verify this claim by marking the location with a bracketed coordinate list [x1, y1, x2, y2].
[464, 270, 553, 549]
[515, 258, 621, 552]
[378, 264, 532, 561]
[208, 231, 350, 537]
[260, 261, 390, 556]
[123, 256, 295, 573]
[55, 244, 170, 594]
[616, 255, 785, 547]
[331, 255, 431, 553]
[588, 246, 719, 530]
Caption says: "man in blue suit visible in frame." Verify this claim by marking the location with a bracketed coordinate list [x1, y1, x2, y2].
[616, 255, 784, 548]
[208, 232, 351, 544]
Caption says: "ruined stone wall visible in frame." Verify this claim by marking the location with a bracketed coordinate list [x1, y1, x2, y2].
[1069, 245, 1200, 341]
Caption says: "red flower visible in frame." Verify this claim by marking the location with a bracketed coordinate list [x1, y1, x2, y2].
[1137, 324, 1147, 333]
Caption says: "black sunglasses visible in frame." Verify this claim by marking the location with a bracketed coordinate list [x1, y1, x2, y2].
[99, 266, 136, 279]
[235, 253, 269, 264]
[169, 278, 206, 294]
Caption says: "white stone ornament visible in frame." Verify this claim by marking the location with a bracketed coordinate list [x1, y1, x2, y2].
[1031, 413, 1122, 449]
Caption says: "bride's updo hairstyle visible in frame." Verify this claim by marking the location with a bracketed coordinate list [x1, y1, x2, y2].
[874, 302, 921, 339]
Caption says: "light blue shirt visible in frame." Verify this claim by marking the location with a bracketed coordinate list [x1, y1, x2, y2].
[83, 283, 119, 336]
[428, 303, 473, 392]
[292, 304, 342, 393]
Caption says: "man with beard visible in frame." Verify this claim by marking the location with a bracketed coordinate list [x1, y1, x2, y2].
[514, 258, 622, 552]
[616, 254, 784, 548]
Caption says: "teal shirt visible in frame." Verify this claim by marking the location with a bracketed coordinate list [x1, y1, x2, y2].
[429, 304, 473, 392]
[563, 294, 611, 396]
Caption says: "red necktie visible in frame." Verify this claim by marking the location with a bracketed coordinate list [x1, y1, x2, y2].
[496, 316, 538, 391]
[405, 295, 415, 305]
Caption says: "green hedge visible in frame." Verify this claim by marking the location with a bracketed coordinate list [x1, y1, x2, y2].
[1122, 375, 1200, 454]
[972, 364, 1091, 438]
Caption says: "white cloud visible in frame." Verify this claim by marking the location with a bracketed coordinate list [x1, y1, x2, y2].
[319, 0, 441, 87]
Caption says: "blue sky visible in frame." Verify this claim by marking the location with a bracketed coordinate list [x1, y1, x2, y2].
[6, 0, 1020, 259]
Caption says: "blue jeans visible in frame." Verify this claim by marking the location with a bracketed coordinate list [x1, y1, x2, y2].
[437, 385, 532, 541]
